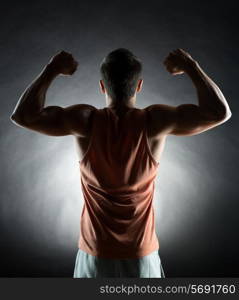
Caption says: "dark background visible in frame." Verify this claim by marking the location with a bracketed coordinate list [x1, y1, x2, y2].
[0, 0, 238, 277]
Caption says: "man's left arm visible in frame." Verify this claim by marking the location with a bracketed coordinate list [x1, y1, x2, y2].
[10, 51, 96, 136]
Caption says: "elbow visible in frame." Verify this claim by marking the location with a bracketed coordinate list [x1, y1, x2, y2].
[226, 110, 232, 120]
[10, 114, 16, 121]
[214, 102, 232, 122]
[10, 113, 25, 125]
[216, 110, 232, 123]
[10, 113, 19, 122]
[221, 108, 232, 121]
[10, 114, 17, 123]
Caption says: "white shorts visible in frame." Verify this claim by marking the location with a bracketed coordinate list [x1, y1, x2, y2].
[73, 249, 165, 278]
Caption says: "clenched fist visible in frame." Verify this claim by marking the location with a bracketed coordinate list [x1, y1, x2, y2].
[163, 48, 197, 75]
[47, 50, 78, 75]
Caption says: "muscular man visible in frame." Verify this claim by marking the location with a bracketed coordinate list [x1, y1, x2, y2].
[10, 48, 231, 278]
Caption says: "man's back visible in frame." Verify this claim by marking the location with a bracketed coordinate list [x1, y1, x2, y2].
[77, 107, 160, 259]
[74, 105, 167, 165]
[73, 100, 232, 170]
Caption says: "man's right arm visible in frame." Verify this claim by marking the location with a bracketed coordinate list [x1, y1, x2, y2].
[146, 49, 232, 137]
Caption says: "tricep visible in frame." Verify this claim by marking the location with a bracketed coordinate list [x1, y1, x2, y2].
[145, 104, 230, 137]
[11, 104, 97, 137]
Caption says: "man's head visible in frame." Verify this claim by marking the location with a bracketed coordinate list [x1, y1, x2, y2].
[99, 48, 143, 105]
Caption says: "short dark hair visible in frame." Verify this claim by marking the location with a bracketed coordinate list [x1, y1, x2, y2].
[100, 48, 142, 102]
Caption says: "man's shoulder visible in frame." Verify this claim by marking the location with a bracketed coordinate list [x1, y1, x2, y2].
[67, 104, 98, 113]
[65, 104, 98, 120]
[142, 104, 178, 137]
[63, 104, 98, 137]
[143, 104, 177, 121]
[143, 104, 173, 113]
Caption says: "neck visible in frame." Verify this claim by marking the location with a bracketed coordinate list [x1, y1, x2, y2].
[107, 96, 136, 109]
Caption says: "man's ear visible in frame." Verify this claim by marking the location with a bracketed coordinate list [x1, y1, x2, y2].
[136, 79, 143, 93]
[99, 80, 106, 94]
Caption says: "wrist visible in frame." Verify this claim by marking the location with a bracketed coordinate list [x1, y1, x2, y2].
[44, 63, 59, 78]
[184, 60, 200, 75]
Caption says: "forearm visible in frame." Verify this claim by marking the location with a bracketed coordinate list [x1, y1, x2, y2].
[185, 62, 231, 119]
[11, 64, 58, 123]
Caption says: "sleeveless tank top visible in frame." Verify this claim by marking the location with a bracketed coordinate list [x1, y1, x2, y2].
[78, 107, 160, 259]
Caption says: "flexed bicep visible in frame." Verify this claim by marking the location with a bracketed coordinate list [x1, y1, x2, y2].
[145, 104, 229, 138]
[13, 104, 97, 137]
[169, 104, 229, 136]
[12, 105, 71, 136]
